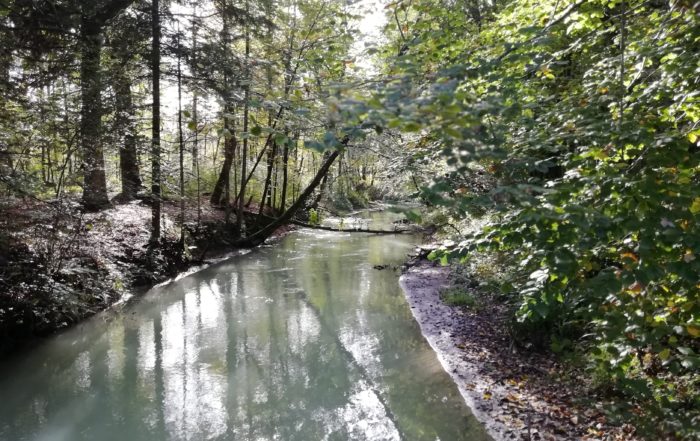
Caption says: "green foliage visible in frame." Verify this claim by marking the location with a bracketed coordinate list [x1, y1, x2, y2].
[440, 288, 477, 308]
[374, 0, 700, 437]
[345, 186, 370, 208]
[308, 208, 321, 225]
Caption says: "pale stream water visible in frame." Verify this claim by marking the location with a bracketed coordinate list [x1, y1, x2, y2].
[0, 210, 490, 441]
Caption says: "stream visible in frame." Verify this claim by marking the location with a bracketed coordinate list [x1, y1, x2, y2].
[0, 210, 490, 441]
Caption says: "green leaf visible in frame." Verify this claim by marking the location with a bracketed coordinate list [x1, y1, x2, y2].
[680, 356, 700, 370]
[690, 198, 700, 215]
[403, 210, 422, 223]
[274, 134, 288, 145]
[404, 122, 421, 132]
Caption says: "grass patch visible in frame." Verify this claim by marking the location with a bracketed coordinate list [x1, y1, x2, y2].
[440, 288, 477, 308]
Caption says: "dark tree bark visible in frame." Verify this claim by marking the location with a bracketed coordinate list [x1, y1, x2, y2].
[150, 0, 161, 242]
[79, 19, 110, 210]
[114, 67, 141, 200]
[191, 7, 201, 226]
[0, 28, 11, 170]
[177, 29, 185, 247]
[308, 150, 331, 210]
[211, 133, 236, 206]
[278, 135, 291, 212]
[258, 141, 277, 218]
[210, 0, 235, 209]
[79, 0, 135, 210]
[236, 0, 251, 236]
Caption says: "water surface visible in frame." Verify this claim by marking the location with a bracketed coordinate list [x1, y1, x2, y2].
[0, 211, 490, 441]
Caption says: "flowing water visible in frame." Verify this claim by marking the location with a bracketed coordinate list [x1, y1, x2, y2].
[0, 210, 490, 441]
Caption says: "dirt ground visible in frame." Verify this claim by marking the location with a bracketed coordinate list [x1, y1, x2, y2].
[400, 260, 640, 441]
[0, 197, 289, 353]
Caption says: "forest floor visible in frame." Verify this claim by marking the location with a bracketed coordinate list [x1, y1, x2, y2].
[0, 197, 292, 354]
[400, 259, 640, 441]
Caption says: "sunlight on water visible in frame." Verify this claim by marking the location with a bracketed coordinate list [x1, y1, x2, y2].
[0, 210, 491, 441]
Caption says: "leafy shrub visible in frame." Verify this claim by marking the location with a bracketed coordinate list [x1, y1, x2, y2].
[308, 208, 321, 226]
[381, 0, 700, 437]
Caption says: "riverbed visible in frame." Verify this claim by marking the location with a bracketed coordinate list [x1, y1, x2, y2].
[0, 210, 490, 441]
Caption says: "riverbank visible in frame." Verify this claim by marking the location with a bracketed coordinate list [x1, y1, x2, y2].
[400, 259, 639, 441]
[0, 198, 292, 354]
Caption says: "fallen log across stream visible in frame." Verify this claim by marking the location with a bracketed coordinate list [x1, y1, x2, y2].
[291, 220, 417, 234]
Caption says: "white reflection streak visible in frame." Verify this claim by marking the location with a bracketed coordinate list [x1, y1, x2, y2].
[200, 280, 221, 328]
[339, 318, 399, 439]
[107, 322, 125, 384]
[138, 319, 156, 373]
[162, 302, 186, 439]
[74, 351, 91, 391]
[137, 319, 158, 429]
[288, 304, 321, 355]
[160, 281, 228, 440]
[340, 385, 400, 441]
[341, 326, 382, 380]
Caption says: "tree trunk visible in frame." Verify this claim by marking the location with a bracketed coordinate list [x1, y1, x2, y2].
[210, 122, 236, 206]
[191, 8, 202, 226]
[236, 0, 251, 236]
[212, 0, 235, 212]
[278, 134, 291, 212]
[192, 91, 201, 227]
[271, 157, 278, 211]
[308, 151, 331, 210]
[79, 20, 110, 211]
[114, 66, 141, 200]
[177, 29, 186, 247]
[150, 0, 161, 242]
[237, 149, 340, 247]
[258, 141, 277, 218]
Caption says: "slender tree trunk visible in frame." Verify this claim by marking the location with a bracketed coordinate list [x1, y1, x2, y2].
[211, 0, 235, 209]
[193, 94, 201, 226]
[236, 1, 251, 236]
[114, 66, 141, 200]
[309, 151, 331, 209]
[150, 0, 162, 242]
[177, 29, 186, 247]
[258, 141, 277, 217]
[191, 3, 199, 173]
[278, 134, 291, 212]
[0, 31, 9, 92]
[237, 149, 341, 247]
[260, 0, 275, 217]
[0, 37, 10, 170]
[41, 143, 46, 183]
[292, 143, 302, 204]
[79, 18, 110, 210]
[271, 158, 278, 211]
[211, 129, 236, 206]
[190, 13, 201, 226]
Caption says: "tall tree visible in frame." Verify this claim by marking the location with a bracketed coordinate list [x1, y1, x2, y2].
[209, 0, 238, 208]
[108, 10, 146, 201]
[236, 0, 252, 236]
[176, 26, 186, 247]
[78, 0, 135, 210]
[150, 0, 162, 241]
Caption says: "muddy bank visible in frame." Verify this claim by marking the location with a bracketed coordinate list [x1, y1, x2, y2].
[0, 199, 291, 355]
[400, 259, 638, 441]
